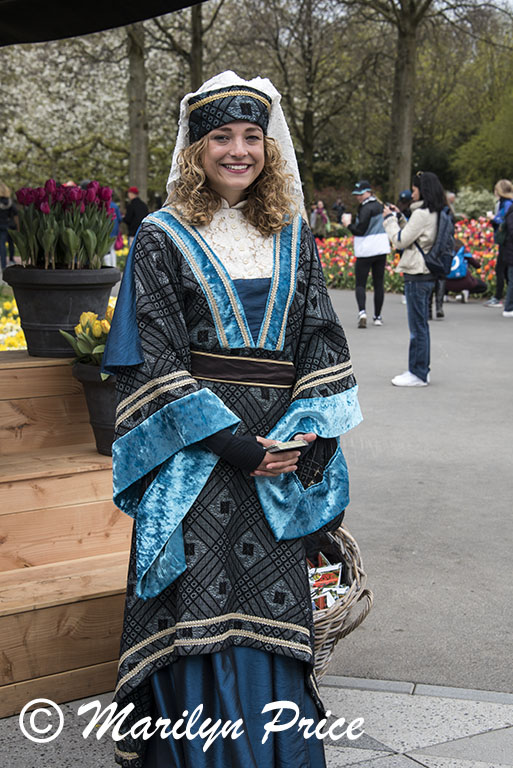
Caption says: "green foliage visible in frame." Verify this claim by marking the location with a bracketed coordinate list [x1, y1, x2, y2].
[454, 186, 496, 220]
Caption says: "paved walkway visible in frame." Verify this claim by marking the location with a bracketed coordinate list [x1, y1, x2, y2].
[2, 289, 511, 766]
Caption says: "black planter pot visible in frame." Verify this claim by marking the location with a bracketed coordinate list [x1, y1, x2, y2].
[3, 265, 120, 357]
[73, 362, 116, 456]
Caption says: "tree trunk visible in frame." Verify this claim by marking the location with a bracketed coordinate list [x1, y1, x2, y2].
[388, 24, 417, 200]
[190, 4, 203, 90]
[302, 108, 315, 209]
[127, 23, 149, 202]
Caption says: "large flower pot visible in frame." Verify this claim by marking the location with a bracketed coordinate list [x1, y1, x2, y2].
[3, 265, 120, 357]
[73, 363, 116, 456]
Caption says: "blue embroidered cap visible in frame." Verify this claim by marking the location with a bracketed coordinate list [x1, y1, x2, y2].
[188, 85, 271, 143]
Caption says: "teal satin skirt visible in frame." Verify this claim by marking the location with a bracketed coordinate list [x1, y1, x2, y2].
[144, 646, 327, 767]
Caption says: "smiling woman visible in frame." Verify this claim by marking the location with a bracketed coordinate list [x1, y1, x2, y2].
[202, 123, 265, 205]
[102, 70, 362, 768]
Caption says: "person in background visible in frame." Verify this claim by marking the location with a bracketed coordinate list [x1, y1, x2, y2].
[123, 185, 149, 244]
[445, 238, 486, 302]
[396, 189, 412, 219]
[485, 179, 513, 307]
[500, 199, 513, 317]
[383, 171, 446, 387]
[332, 196, 345, 224]
[0, 181, 18, 271]
[310, 199, 329, 239]
[342, 179, 390, 328]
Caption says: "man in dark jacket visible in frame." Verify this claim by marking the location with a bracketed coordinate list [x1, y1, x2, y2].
[343, 180, 390, 328]
[123, 186, 149, 243]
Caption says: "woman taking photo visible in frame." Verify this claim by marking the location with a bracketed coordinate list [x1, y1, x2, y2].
[103, 71, 361, 768]
[383, 171, 447, 387]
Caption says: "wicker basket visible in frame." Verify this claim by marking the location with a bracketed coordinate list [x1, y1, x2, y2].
[312, 525, 373, 678]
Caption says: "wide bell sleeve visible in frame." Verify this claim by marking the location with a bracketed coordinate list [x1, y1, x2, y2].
[104, 223, 241, 598]
[255, 225, 362, 539]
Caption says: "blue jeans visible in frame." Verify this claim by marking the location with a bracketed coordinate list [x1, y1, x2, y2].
[404, 279, 435, 382]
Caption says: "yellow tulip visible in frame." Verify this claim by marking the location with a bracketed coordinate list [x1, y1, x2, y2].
[101, 319, 111, 333]
[80, 311, 98, 326]
[105, 305, 114, 322]
[92, 320, 102, 338]
[3, 301, 12, 311]
[74, 323, 82, 336]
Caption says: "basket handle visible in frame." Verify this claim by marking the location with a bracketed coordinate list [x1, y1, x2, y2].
[336, 588, 373, 641]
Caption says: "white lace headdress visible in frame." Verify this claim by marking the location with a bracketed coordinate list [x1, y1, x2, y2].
[166, 70, 304, 211]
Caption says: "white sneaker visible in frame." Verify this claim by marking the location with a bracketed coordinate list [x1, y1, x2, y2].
[358, 311, 367, 328]
[373, 316, 383, 326]
[503, 310, 513, 317]
[391, 371, 428, 387]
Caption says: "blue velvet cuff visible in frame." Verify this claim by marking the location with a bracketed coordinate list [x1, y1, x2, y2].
[255, 386, 362, 540]
[112, 388, 241, 599]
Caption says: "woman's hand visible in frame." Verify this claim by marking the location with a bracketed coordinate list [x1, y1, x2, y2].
[250, 432, 317, 477]
[383, 204, 398, 217]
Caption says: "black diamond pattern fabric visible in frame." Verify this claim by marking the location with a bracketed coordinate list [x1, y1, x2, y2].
[111, 220, 357, 767]
[188, 85, 271, 142]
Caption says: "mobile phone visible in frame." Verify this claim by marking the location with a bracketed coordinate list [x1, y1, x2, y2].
[266, 439, 309, 454]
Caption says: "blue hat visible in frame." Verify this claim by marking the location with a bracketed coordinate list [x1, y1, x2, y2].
[351, 180, 372, 195]
[399, 189, 412, 201]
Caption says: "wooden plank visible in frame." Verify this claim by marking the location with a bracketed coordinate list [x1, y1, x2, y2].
[0, 394, 93, 455]
[0, 551, 129, 615]
[1, 466, 114, 515]
[0, 351, 73, 369]
[0, 500, 132, 571]
[0, 593, 125, 685]
[0, 355, 82, 400]
[0, 445, 112, 484]
[0, 659, 118, 718]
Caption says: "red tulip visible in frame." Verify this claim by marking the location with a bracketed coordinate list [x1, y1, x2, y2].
[99, 186, 112, 203]
[40, 201, 51, 214]
[44, 179, 57, 197]
[84, 188, 96, 204]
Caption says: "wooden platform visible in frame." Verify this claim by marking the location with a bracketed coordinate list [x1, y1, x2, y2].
[0, 351, 131, 717]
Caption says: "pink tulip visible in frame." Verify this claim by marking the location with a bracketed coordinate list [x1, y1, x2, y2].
[40, 201, 51, 214]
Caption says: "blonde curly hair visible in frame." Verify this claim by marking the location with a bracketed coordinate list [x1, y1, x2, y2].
[167, 134, 297, 236]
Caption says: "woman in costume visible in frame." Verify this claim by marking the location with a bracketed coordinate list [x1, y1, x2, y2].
[103, 71, 362, 768]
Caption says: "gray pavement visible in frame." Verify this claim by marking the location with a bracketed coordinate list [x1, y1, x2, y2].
[2, 288, 512, 766]
[326, 289, 513, 694]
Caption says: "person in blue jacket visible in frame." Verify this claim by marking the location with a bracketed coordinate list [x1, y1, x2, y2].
[485, 179, 513, 307]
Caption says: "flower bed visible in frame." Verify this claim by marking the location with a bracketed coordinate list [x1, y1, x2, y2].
[318, 218, 498, 295]
[0, 298, 27, 351]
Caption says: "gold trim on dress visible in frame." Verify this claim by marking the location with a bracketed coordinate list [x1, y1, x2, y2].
[118, 611, 310, 667]
[276, 215, 300, 350]
[115, 628, 312, 696]
[292, 361, 352, 394]
[189, 90, 271, 113]
[191, 350, 294, 366]
[146, 215, 230, 348]
[115, 375, 197, 428]
[292, 367, 353, 399]
[117, 371, 195, 417]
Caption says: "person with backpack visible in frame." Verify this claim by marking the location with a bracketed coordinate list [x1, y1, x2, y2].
[383, 171, 451, 387]
[485, 179, 513, 307]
